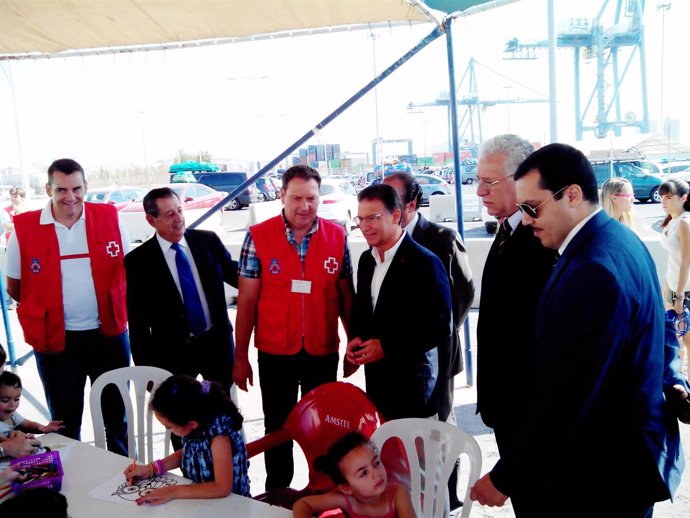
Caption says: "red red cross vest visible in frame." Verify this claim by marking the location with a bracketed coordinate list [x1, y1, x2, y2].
[250, 215, 345, 356]
[14, 203, 127, 353]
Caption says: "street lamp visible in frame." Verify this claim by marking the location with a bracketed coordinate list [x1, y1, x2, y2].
[227, 75, 270, 173]
[370, 31, 382, 168]
[504, 85, 512, 133]
[657, 3, 672, 160]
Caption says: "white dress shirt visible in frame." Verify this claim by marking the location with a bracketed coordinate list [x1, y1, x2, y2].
[370, 230, 406, 310]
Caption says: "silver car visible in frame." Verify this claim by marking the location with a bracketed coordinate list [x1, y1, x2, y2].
[413, 173, 453, 205]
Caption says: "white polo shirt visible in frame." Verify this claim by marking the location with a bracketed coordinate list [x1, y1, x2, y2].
[6, 202, 130, 331]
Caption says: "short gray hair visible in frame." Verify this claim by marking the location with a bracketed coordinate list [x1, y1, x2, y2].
[479, 134, 535, 176]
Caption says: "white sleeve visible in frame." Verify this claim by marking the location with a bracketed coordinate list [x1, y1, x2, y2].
[118, 217, 132, 255]
[5, 229, 21, 279]
[12, 410, 25, 427]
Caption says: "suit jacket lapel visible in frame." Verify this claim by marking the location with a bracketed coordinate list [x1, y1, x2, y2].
[540, 211, 609, 299]
[412, 213, 429, 241]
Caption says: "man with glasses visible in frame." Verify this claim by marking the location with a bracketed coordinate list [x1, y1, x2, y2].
[471, 143, 683, 517]
[346, 183, 451, 420]
[233, 165, 355, 491]
[384, 172, 473, 509]
[474, 135, 555, 516]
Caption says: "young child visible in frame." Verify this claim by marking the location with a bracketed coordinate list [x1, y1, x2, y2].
[0, 371, 63, 436]
[293, 432, 416, 518]
[124, 375, 250, 505]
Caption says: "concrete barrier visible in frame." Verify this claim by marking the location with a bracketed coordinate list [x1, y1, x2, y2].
[429, 193, 483, 223]
[224, 234, 668, 310]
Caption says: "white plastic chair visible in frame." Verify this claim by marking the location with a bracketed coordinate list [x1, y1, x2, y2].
[90, 366, 172, 462]
[371, 418, 482, 518]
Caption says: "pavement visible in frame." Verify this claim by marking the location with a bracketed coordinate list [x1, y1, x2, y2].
[5, 301, 690, 517]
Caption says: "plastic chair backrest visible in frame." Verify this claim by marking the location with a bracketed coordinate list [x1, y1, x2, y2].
[371, 418, 482, 518]
[285, 382, 382, 492]
[89, 366, 172, 462]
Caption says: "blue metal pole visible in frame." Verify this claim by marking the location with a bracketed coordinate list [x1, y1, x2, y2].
[0, 273, 16, 366]
[444, 17, 474, 387]
[190, 25, 444, 229]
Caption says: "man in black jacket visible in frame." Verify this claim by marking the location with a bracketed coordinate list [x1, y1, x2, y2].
[474, 135, 555, 515]
[125, 187, 238, 388]
[347, 184, 452, 420]
[384, 172, 473, 509]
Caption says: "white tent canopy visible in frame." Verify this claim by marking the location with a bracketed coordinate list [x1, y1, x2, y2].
[0, 0, 441, 57]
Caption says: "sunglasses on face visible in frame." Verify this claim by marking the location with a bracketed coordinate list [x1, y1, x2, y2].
[516, 185, 569, 219]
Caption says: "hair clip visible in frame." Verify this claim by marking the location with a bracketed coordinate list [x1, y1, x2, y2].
[200, 380, 211, 395]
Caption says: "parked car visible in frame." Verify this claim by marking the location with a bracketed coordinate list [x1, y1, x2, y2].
[317, 179, 359, 235]
[170, 170, 198, 183]
[461, 158, 478, 184]
[85, 186, 145, 210]
[590, 161, 663, 203]
[413, 173, 453, 205]
[661, 161, 690, 177]
[191, 171, 263, 210]
[268, 176, 283, 197]
[118, 183, 224, 242]
[255, 177, 277, 201]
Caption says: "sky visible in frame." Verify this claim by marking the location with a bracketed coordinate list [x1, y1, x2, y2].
[0, 0, 687, 175]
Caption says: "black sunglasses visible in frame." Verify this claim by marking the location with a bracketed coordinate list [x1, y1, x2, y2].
[516, 185, 568, 218]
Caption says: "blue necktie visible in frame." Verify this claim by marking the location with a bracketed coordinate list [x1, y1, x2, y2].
[171, 242, 206, 336]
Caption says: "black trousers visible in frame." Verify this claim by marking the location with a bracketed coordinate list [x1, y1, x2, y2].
[258, 349, 338, 491]
[35, 330, 130, 456]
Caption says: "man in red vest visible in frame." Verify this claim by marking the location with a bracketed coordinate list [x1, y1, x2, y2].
[6, 159, 130, 455]
[234, 165, 355, 491]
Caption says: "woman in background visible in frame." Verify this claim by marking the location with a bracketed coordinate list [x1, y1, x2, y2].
[660, 178, 690, 374]
[600, 177, 636, 230]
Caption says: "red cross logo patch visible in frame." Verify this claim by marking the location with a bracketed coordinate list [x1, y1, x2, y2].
[324, 256, 339, 274]
[106, 241, 121, 258]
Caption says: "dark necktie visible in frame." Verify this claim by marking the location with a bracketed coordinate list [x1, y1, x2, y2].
[171, 242, 207, 336]
[496, 218, 512, 251]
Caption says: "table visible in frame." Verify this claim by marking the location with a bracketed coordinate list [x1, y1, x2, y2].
[37, 434, 292, 518]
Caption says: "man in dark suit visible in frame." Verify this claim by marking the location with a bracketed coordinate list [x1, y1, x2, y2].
[384, 172, 474, 509]
[471, 143, 684, 517]
[346, 184, 452, 420]
[383, 172, 474, 421]
[125, 187, 238, 387]
[474, 135, 556, 515]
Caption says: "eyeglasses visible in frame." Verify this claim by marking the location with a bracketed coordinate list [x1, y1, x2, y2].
[354, 212, 391, 226]
[476, 173, 514, 191]
[516, 185, 569, 218]
[10, 192, 25, 198]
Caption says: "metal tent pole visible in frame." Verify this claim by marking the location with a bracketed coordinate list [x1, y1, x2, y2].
[444, 17, 474, 387]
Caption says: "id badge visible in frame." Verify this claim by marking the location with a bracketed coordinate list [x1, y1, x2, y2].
[291, 279, 312, 294]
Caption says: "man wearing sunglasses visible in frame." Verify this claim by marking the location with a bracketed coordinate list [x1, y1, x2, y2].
[474, 134, 556, 516]
[472, 143, 683, 517]
[346, 183, 452, 421]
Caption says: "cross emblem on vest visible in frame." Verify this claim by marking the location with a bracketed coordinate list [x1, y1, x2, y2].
[106, 241, 121, 257]
[324, 256, 339, 274]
